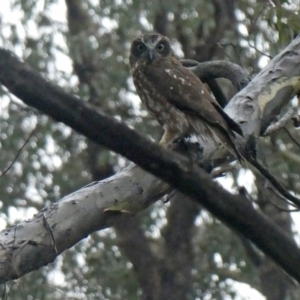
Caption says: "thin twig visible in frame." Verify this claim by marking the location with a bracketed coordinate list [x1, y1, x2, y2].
[266, 185, 300, 212]
[248, 41, 272, 59]
[239, 235, 262, 267]
[0, 128, 35, 179]
[282, 127, 300, 149]
[263, 108, 295, 136]
[248, 156, 300, 209]
[239, 184, 297, 212]
[217, 42, 243, 67]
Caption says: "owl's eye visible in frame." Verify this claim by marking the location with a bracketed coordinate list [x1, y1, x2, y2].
[156, 43, 165, 52]
[136, 43, 146, 52]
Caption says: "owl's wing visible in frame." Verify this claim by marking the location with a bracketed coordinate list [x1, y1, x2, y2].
[208, 99, 243, 137]
[144, 60, 243, 136]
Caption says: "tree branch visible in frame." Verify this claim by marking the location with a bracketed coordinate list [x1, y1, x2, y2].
[180, 59, 250, 91]
[263, 108, 296, 136]
[0, 165, 168, 283]
[160, 193, 200, 299]
[282, 127, 300, 149]
[0, 37, 300, 283]
[225, 39, 300, 138]
[114, 216, 161, 300]
[180, 59, 250, 107]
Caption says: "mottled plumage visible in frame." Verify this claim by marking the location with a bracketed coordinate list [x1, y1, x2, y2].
[129, 33, 243, 161]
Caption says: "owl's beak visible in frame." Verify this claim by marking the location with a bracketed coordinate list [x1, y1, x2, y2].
[147, 50, 156, 61]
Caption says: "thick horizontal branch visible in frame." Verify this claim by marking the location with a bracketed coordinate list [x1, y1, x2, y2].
[0, 37, 300, 282]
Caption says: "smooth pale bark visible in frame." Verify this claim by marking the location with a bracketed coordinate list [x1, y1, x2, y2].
[226, 38, 300, 137]
[0, 164, 169, 282]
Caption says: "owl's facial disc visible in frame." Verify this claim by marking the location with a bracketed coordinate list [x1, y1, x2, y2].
[129, 34, 172, 67]
[138, 38, 170, 56]
[133, 41, 159, 61]
[146, 39, 171, 61]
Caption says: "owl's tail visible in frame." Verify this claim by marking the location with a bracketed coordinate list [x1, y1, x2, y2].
[216, 127, 244, 164]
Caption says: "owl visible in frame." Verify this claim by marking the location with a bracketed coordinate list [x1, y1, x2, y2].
[129, 33, 243, 162]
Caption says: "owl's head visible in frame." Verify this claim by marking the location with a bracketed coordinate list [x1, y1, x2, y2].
[129, 33, 173, 67]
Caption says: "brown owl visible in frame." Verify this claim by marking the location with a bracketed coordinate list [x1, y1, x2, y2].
[129, 33, 243, 162]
